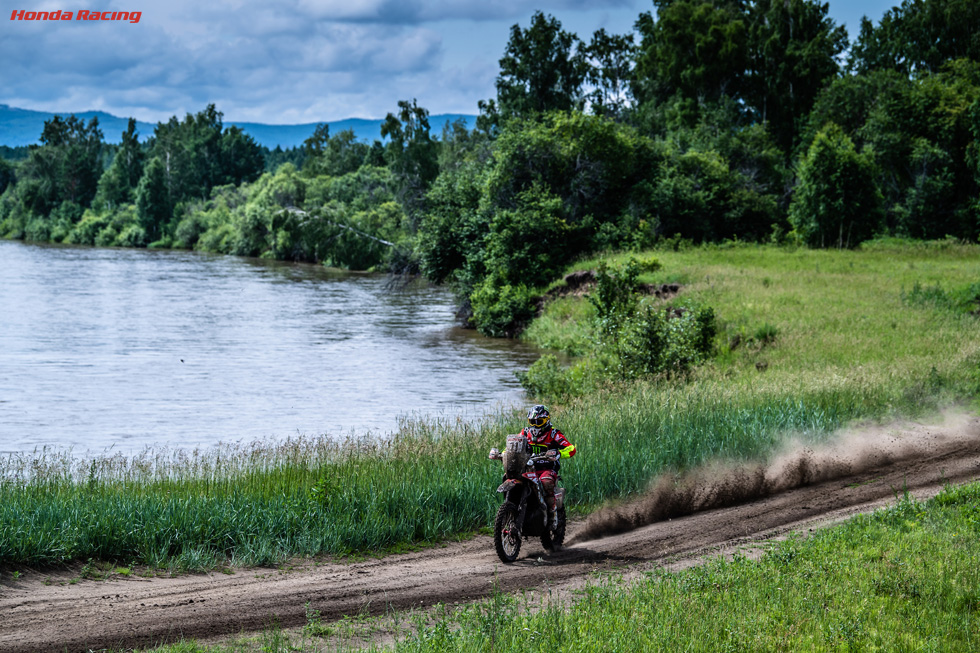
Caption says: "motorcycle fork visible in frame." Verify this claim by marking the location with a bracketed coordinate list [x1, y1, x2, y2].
[530, 478, 550, 527]
[510, 485, 528, 536]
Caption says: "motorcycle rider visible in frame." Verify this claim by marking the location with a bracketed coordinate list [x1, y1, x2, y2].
[514, 405, 576, 530]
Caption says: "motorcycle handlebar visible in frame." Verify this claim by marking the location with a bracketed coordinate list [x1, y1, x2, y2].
[528, 452, 558, 464]
[488, 449, 557, 464]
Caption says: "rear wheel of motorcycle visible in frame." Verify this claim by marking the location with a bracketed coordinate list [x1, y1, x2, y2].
[540, 507, 566, 552]
[494, 502, 521, 563]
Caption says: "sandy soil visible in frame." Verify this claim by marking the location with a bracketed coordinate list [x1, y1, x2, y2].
[2, 414, 978, 652]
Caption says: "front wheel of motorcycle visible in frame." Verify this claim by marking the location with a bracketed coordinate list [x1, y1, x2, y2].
[540, 506, 566, 552]
[494, 502, 522, 563]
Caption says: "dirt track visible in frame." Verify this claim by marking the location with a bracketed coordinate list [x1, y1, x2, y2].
[2, 415, 979, 652]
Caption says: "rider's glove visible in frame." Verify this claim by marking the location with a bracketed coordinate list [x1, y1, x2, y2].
[546, 449, 560, 462]
[488, 448, 502, 460]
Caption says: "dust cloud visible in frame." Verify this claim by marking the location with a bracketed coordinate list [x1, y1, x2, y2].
[569, 410, 979, 544]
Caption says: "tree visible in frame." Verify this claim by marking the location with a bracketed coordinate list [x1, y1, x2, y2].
[381, 99, 438, 221]
[302, 123, 331, 161]
[94, 118, 145, 210]
[808, 61, 980, 240]
[633, 1, 749, 114]
[417, 160, 489, 285]
[17, 115, 104, 216]
[149, 104, 263, 209]
[850, 0, 980, 76]
[302, 126, 370, 177]
[116, 118, 145, 190]
[895, 138, 957, 238]
[135, 157, 171, 243]
[748, 0, 848, 153]
[583, 28, 636, 119]
[789, 123, 883, 247]
[220, 126, 264, 186]
[475, 99, 501, 139]
[0, 158, 15, 196]
[496, 11, 587, 119]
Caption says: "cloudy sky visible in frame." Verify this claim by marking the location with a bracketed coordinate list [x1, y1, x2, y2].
[3, 0, 900, 125]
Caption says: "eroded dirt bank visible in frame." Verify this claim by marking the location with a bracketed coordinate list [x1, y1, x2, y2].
[2, 414, 978, 652]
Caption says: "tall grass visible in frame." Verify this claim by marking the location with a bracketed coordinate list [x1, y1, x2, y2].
[0, 387, 865, 568]
[0, 416, 513, 568]
[1, 243, 977, 569]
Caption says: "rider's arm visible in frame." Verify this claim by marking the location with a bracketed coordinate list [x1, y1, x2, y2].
[553, 429, 576, 458]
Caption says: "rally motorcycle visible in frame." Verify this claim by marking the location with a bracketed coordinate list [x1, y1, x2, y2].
[488, 433, 567, 563]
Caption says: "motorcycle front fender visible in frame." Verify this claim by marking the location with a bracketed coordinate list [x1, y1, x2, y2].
[497, 479, 520, 493]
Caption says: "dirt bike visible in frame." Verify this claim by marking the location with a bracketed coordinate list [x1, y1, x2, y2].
[488, 433, 567, 563]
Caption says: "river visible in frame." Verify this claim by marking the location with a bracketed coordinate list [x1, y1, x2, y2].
[0, 241, 541, 454]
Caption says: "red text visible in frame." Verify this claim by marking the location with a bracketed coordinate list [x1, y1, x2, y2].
[10, 9, 142, 23]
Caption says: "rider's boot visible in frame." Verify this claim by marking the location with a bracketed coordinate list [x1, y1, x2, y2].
[547, 496, 558, 530]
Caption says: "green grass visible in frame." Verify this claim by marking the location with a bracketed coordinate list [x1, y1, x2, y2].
[0, 419, 517, 568]
[520, 296, 596, 357]
[390, 482, 980, 652]
[133, 481, 980, 652]
[536, 241, 980, 380]
[1, 242, 978, 570]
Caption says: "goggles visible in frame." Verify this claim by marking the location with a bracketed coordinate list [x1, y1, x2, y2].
[528, 416, 549, 428]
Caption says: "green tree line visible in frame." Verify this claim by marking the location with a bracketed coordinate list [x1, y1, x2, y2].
[1, 0, 979, 336]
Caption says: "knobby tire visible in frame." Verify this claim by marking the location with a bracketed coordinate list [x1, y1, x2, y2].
[494, 502, 521, 563]
[540, 506, 566, 552]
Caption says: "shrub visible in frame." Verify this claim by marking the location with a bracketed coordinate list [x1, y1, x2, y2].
[615, 305, 716, 379]
[469, 276, 537, 337]
[518, 354, 572, 400]
[95, 225, 119, 247]
[65, 210, 112, 245]
[589, 256, 662, 335]
[115, 224, 148, 248]
[520, 258, 716, 398]
[789, 123, 884, 248]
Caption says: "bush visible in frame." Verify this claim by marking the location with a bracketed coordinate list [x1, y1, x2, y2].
[615, 305, 716, 379]
[95, 224, 119, 246]
[520, 258, 717, 398]
[196, 223, 236, 253]
[589, 256, 662, 335]
[789, 123, 884, 248]
[115, 224, 148, 248]
[65, 210, 112, 245]
[469, 276, 537, 337]
[483, 184, 570, 289]
[902, 280, 980, 315]
[518, 354, 573, 400]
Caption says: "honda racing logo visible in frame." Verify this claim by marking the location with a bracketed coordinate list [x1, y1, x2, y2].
[10, 9, 143, 23]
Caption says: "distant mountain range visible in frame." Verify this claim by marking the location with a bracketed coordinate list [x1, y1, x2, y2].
[0, 104, 477, 148]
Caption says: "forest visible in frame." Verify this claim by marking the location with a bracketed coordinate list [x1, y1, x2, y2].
[2, 0, 979, 342]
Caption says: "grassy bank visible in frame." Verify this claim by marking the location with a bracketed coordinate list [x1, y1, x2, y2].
[525, 239, 980, 399]
[132, 480, 980, 652]
[1, 242, 978, 569]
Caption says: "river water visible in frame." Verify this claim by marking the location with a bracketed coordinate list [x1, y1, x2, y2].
[0, 241, 541, 454]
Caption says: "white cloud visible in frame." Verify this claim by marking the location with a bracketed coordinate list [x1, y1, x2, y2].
[3, 0, 639, 124]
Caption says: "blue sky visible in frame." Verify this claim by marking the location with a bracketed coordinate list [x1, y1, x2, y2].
[1, 1, 900, 125]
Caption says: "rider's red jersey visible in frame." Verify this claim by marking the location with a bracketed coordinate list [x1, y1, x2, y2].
[519, 427, 576, 471]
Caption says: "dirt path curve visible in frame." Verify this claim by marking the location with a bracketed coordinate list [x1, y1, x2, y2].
[2, 416, 979, 652]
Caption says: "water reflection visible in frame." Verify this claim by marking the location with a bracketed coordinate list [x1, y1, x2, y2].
[0, 241, 541, 454]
